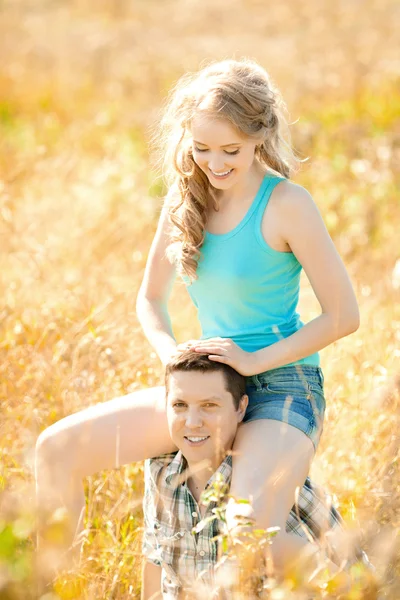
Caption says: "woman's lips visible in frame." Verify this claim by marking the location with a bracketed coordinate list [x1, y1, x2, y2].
[209, 168, 233, 180]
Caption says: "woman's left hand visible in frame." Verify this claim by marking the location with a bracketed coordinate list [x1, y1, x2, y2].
[192, 337, 258, 376]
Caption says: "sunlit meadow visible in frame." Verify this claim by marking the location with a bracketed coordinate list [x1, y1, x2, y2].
[0, 0, 399, 598]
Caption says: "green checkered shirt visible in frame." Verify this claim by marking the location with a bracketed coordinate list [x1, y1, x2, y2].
[143, 452, 349, 598]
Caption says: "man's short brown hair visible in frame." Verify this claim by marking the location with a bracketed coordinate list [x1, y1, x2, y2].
[165, 350, 246, 409]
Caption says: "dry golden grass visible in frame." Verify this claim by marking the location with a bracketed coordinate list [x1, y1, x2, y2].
[0, 0, 399, 598]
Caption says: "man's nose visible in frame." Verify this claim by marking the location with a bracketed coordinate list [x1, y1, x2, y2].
[185, 410, 203, 428]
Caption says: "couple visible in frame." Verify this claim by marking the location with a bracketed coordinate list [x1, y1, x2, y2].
[35, 58, 362, 592]
[142, 349, 363, 598]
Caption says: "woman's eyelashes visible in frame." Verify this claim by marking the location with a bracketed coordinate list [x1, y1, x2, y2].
[193, 147, 240, 156]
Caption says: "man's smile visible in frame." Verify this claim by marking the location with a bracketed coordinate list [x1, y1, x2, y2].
[183, 435, 210, 446]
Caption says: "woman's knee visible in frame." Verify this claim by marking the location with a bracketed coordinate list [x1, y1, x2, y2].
[35, 412, 89, 480]
[36, 423, 64, 465]
[34, 386, 172, 475]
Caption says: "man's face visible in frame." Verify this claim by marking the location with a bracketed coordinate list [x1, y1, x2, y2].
[166, 370, 248, 470]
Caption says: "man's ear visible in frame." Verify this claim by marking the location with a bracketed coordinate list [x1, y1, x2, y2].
[237, 394, 248, 422]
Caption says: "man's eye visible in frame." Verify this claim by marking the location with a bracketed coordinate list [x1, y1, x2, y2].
[204, 403, 217, 408]
[173, 403, 186, 408]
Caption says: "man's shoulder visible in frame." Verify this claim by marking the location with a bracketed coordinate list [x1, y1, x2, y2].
[145, 452, 179, 481]
[297, 476, 343, 530]
[145, 452, 178, 467]
[302, 476, 337, 505]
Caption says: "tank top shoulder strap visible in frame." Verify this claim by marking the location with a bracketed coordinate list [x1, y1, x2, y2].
[253, 175, 286, 229]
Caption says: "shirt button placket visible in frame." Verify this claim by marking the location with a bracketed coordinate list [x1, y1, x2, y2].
[197, 547, 206, 577]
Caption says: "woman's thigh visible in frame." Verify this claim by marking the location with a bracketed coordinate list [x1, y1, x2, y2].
[37, 386, 177, 477]
[244, 365, 326, 452]
[230, 365, 326, 527]
[230, 418, 315, 529]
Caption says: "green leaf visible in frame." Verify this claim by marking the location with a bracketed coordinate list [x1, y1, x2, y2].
[192, 516, 216, 534]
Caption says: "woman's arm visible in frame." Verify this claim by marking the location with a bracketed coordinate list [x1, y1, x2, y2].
[252, 182, 360, 372]
[193, 182, 360, 375]
[141, 561, 162, 600]
[136, 201, 178, 366]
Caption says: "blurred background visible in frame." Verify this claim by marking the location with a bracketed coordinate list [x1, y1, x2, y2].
[0, 0, 399, 598]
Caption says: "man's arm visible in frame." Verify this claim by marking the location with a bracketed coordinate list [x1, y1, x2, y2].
[141, 560, 162, 600]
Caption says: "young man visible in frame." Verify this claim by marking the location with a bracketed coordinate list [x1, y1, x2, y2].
[141, 351, 359, 599]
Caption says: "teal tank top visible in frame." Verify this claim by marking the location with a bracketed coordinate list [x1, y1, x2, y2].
[185, 174, 320, 368]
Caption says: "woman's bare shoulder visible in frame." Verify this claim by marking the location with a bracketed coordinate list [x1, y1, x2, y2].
[270, 179, 315, 210]
[265, 180, 322, 250]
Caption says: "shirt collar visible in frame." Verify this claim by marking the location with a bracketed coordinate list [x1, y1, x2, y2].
[164, 451, 187, 486]
[164, 451, 233, 489]
[205, 453, 232, 489]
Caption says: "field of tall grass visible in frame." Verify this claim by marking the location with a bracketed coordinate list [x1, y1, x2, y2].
[1, 0, 399, 598]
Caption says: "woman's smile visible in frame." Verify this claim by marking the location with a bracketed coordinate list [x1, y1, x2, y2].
[209, 168, 234, 179]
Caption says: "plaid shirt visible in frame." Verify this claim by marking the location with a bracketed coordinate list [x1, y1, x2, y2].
[143, 452, 351, 599]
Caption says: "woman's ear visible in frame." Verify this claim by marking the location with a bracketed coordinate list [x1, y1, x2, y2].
[237, 394, 249, 422]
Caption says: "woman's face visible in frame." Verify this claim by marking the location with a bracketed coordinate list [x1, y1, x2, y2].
[190, 114, 259, 190]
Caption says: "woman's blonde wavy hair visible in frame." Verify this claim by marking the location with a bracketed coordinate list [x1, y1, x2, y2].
[151, 58, 300, 282]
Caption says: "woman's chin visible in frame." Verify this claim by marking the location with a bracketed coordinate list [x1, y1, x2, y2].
[207, 172, 236, 189]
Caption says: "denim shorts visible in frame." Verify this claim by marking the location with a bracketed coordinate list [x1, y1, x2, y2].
[243, 365, 326, 451]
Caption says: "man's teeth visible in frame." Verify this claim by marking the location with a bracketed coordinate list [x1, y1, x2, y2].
[186, 436, 208, 442]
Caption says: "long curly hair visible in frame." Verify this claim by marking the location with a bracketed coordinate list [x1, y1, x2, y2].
[150, 59, 300, 282]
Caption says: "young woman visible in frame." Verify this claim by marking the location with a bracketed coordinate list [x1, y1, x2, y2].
[36, 59, 359, 577]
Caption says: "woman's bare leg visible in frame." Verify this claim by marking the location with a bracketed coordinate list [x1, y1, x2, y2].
[35, 385, 174, 584]
[227, 419, 317, 576]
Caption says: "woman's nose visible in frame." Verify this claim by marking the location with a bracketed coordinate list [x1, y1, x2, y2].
[207, 156, 226, 172]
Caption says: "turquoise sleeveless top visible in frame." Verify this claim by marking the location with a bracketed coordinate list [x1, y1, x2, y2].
[185, 174, 320, 368]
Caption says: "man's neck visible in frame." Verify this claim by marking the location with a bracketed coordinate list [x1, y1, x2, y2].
[185, 455, 224, 505]
[186, 471, 211, 504]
